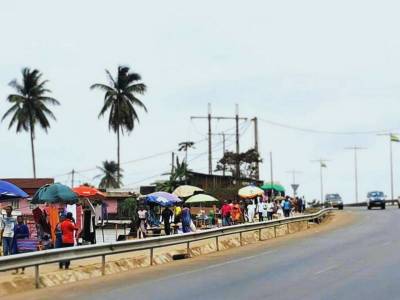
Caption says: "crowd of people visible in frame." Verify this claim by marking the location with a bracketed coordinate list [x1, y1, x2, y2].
[134, 195, 306, 238]
[0, 205, 80, 272]
[220, 196, 306, 226]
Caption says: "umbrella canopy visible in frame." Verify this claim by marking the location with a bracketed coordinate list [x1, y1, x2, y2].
[145, 192, 182, 207]
[260, 182, 285, 192]
[173, 185, 203, 198]
[238, 186, 264, 199]
[73, 185, 106, 197]
[0, 180, 29, 201]
[186, 194, 218, 204]
[32, 183, 78, 204]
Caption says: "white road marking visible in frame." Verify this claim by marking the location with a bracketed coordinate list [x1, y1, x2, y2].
[314, 265, 339, 275]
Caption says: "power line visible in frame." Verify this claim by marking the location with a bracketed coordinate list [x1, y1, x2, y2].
[259, 118, 400, 135]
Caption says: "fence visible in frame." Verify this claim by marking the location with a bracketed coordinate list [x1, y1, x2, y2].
[0, 208, 332, 289]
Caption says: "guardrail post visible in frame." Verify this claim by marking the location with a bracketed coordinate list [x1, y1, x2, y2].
[216, 236, 219, 251]
[274, 226, 277, 238]
[150, 248, 154, 266]
[259, 228, 262, 241]
[101, 255, 106, 275]
[187, 241, 190, 257]
[240, 232, 243, 246]
[35, 265, 40, 289]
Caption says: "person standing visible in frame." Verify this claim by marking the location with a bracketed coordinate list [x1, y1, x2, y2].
[221, 201, 232, 226]
[13, 215, 29, 274]
[297, 197, 303, 213]
[231, 201, 242, 224]
[257, 200, 265, 222]
[55, 213, 66, 249]
[60, 212, 78, 269]
[0, 206, 17, 256]
[173, 204, 182, 234]
[137, 207, 148, 239]
[282, 197, 292, 218]
[181, 204, 192, 233]
[162, 207, 173, 235]
[266, 200, 275, 221]
[246, 201, 256, 223]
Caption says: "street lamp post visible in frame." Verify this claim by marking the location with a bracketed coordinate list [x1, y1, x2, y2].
[345, 146, 366, 204]
[312, 159, 330, 207]
[378, 133, 400, 202]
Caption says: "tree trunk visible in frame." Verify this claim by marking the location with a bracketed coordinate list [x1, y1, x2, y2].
[117, 125, 120, 185]
[30, 128, 37, 178]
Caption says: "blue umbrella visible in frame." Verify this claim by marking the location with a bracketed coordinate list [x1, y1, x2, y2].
[31, 183, 78, 204]
[0, 180, 29, 201]
[145, 192, 182, 207]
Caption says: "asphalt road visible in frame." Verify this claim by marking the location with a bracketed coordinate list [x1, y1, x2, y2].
[8, 207, 400, 300]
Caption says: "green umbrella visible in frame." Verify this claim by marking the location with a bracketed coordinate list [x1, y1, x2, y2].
[186, 194, 218, 204]
[31, 183, 78, 204]
[260, 182, 285, 192]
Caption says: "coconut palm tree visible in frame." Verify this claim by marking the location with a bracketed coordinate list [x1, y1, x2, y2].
[178, 141, 195, 163]
[2, 68, 60, 178]
[96, 160, 123, 189]
[91, 66, 147, 183]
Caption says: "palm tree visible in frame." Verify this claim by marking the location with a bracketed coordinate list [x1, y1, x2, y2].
[178, 141, 195, 163]
[2, 68, 59, 178]
[155, 157, 191, 191]
[91, 66, 147, 183]
[96, 160, 123, 189]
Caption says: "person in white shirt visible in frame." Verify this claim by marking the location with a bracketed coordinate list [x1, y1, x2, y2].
[247, 201, 256, 223]
[0, 206, 17, 256]
[257, 200, 265, 222]
[137, 207, 148, 239]
[266, 200, 275, 220]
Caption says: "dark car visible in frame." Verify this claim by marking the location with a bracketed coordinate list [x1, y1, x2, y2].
[367, 191, 386, 210]
[324, 194, 344, 210]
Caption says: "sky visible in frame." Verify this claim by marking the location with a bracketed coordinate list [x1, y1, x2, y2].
[1, 0, 400, 203]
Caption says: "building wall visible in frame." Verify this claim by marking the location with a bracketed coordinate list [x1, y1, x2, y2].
[105, 199, 118, 214]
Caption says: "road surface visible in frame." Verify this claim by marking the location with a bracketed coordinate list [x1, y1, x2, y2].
[7, 207, 400, 300]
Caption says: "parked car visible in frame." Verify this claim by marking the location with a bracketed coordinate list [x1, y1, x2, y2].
[367, 191, 386, 210]
[324, 194, 344, 210]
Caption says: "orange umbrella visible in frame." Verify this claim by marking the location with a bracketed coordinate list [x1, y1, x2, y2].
[73, 185, 106, 197]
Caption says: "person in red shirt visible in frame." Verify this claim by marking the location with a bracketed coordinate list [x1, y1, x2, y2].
[221, 200, 232, 226]
[59, 212, 78, 269]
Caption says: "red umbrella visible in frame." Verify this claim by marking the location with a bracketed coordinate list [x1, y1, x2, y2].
[73, 185, 106, 197]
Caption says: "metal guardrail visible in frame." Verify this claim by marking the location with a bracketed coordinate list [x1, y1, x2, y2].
[0, 208, 332, 288]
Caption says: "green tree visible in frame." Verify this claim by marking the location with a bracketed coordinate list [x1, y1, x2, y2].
[96, 160, 123, 189]
[120, 197, 138, 233]
[2, 68, 59, 178]
[216, 148, 262, 179]
[91, 66, 147, 182]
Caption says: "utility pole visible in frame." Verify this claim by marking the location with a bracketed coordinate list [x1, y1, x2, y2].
[286, 170, 302, 197]
[208, 103, 212, 175]
[171, 152, 175, 173]
[191, 104, 247, 176]
[344, 146, 366, 203]
[235, 104, 240, 181]
[311, 159, 330, 206]
[270, 152, 274, 197]
[252, 117, 260, 180]
[71, 169, 75, 188]
[378, 133, 400, 201]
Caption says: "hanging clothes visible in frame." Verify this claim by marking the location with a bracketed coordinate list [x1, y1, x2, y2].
[48, 206, 59, 246]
